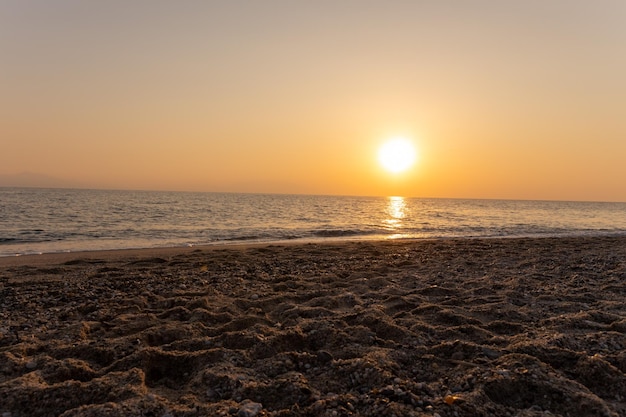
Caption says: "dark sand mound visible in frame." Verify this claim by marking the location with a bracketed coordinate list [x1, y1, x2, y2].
[1, 237, 625, 416]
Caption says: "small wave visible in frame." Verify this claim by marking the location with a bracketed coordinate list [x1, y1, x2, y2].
[0, 236, 60, 245]
[217, 231, 303, 242]
[19, 229, 45, 234]
[1, 228, 67, 245]
[220, 234, 263, 242]
[312, 229, 374, 238]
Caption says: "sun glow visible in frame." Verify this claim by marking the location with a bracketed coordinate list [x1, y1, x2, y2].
[378, 138, 417, 174]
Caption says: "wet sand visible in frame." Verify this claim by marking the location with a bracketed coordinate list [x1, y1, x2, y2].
[1, 237, 625, 416]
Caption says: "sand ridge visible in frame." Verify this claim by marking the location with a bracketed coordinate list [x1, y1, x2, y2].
[1, 237, 625, 416]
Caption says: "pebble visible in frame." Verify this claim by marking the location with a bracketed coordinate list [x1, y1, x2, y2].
[316, 350, 333, 363]
[444, 394, 460, 405]
[25, 361, 37, 370]
[237, 401, 262, 417]
[482, 347, 500, 359]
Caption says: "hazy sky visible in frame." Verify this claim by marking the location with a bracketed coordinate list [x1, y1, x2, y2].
[2, 1, 625, 201]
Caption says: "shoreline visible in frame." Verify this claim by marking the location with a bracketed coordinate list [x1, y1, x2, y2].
[2, 233, 626, 267]
[0, 237, 377, 267]
[1, 236, 625, 416]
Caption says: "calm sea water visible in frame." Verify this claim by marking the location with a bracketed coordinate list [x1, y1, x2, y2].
[1, 187, 626, 257]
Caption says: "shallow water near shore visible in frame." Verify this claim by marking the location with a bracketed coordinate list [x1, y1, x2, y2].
[1, 187, 626, 256]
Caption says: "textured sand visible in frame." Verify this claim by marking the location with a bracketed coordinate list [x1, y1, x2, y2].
[1, 237, 625, 416]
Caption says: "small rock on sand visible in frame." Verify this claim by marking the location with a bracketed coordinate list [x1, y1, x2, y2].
[237, 401, 263, 417]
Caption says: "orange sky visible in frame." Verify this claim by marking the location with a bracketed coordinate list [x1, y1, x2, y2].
[1, 1, 625, 201]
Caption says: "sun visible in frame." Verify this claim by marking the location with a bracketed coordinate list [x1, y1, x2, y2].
[378, 137, 417, 173]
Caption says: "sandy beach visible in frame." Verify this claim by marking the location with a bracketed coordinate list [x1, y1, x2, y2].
[1, 237, 625, 417]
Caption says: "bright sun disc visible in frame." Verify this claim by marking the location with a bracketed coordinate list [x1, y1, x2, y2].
[378, 138, 416, 173]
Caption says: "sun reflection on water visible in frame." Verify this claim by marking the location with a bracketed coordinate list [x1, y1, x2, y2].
[384, 196, 408, 238]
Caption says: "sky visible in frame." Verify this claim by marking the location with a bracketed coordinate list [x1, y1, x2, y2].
[1, 1, 625, 202]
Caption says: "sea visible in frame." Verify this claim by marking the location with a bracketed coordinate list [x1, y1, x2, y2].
[1, 187, 626, 257]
